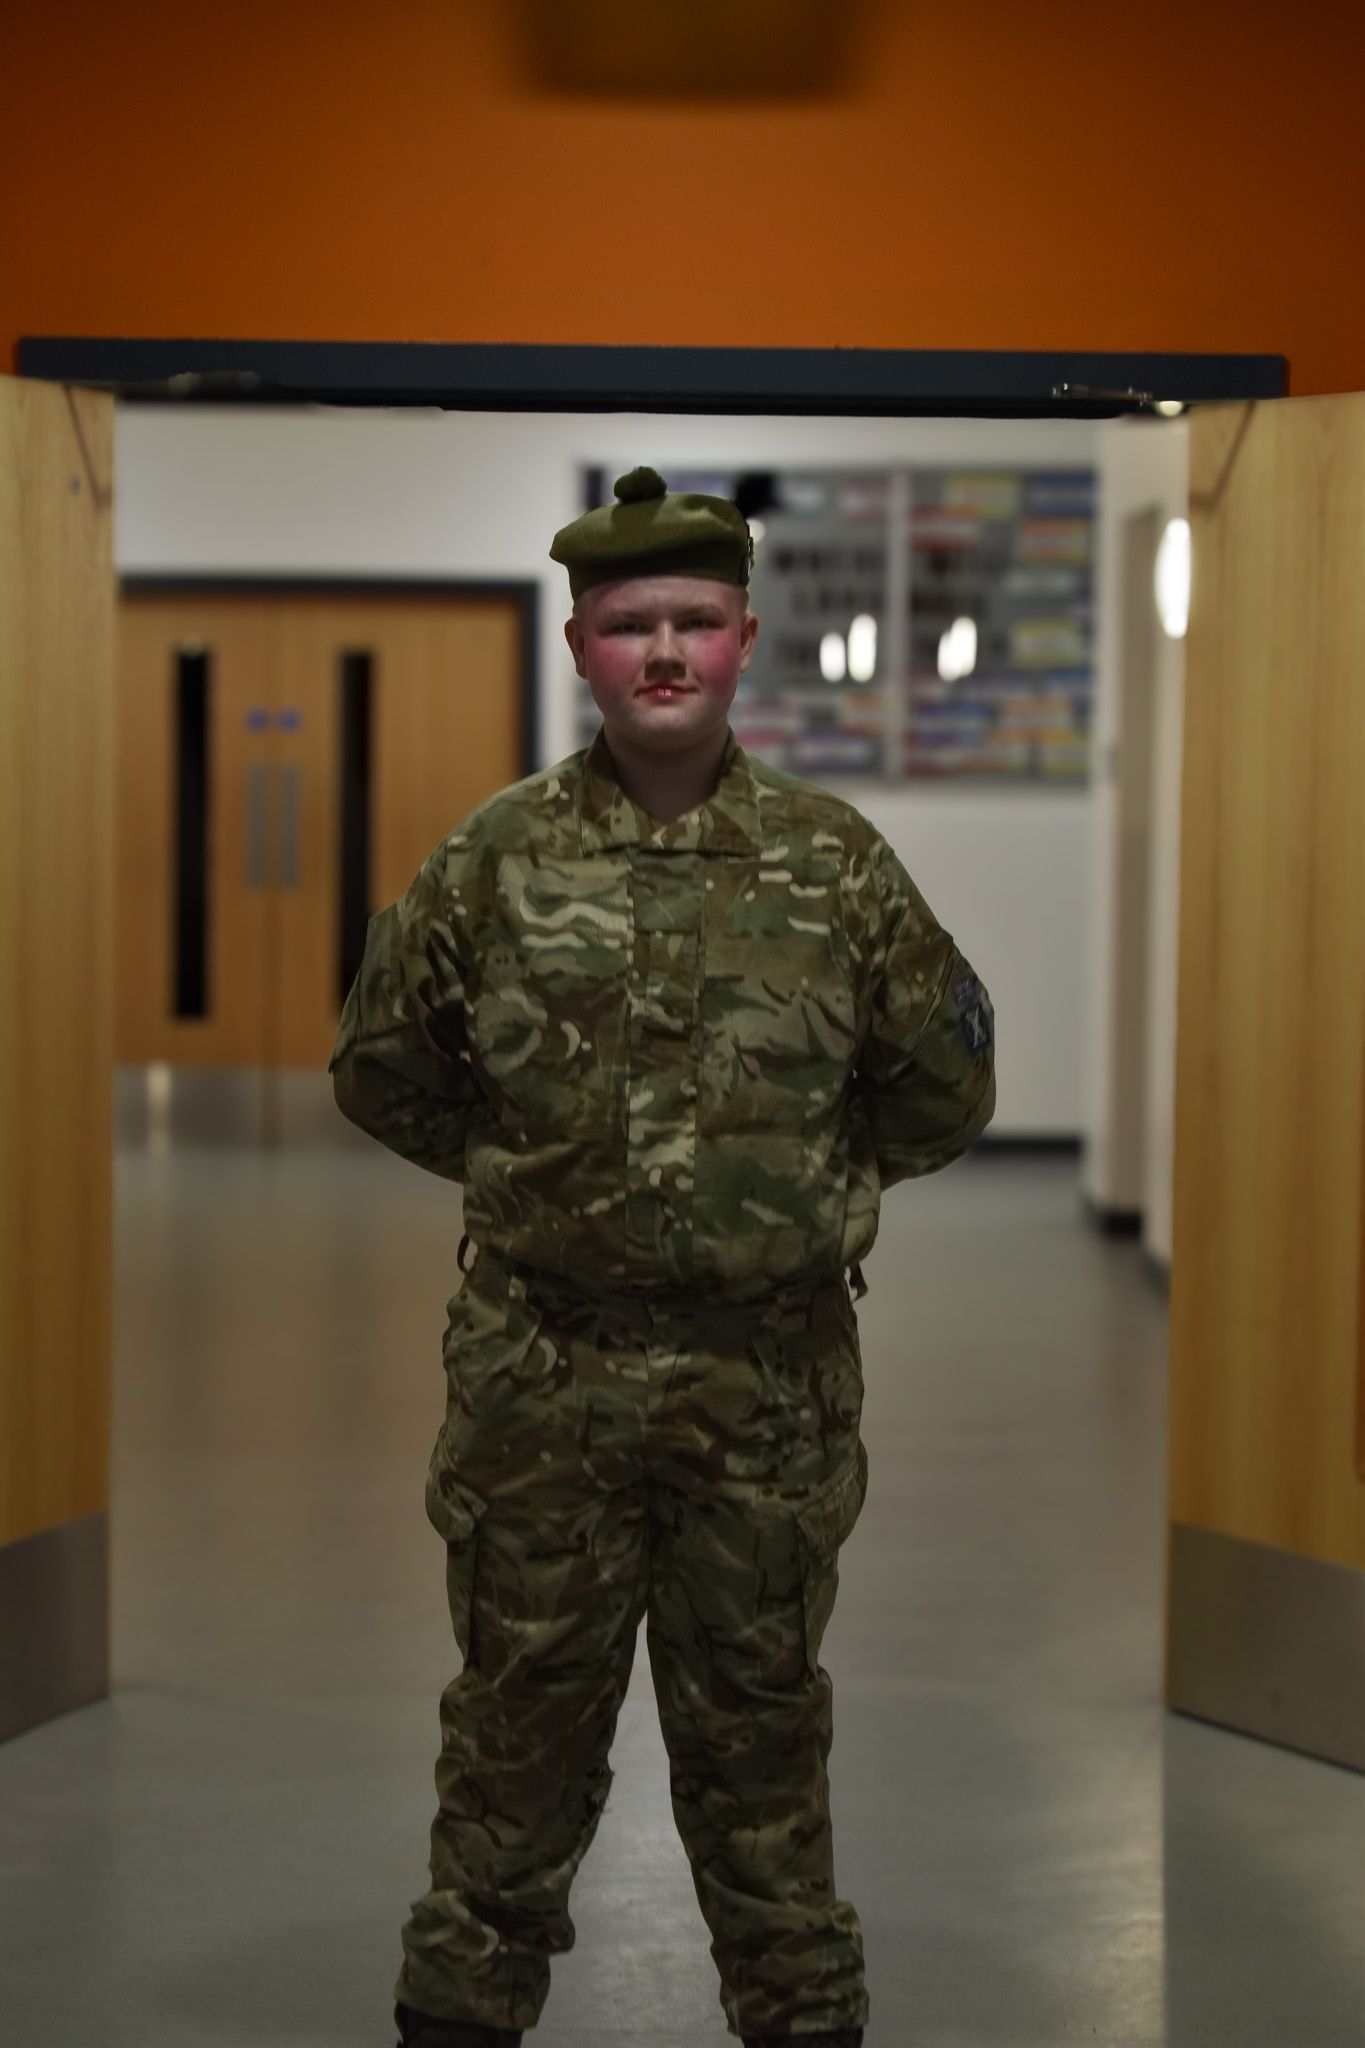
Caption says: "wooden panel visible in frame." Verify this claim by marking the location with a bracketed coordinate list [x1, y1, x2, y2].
[1169, 394, 1365, 1571]
[370, 597, 522, 909]
[268, 600, 348, 1068]
[116, 596, 273, 1064]
[0, 377, 114, 1547]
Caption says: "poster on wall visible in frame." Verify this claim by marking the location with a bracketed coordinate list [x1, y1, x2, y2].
[905, 468, 1096, 780]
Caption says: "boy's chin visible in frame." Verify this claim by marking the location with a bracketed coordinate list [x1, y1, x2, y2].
[601, 705, 731, 754]
[605, 716, 724, 757]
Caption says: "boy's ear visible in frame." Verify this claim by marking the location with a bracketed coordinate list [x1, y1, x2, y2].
[564, 614, 588, 680]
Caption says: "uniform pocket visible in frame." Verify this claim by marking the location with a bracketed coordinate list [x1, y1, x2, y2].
[466, 854, 629, 1137]
[794, 1438, 869, 1678]
[744, 1283, 864, 1450]
[701, 856, 858, 1138]
[423, 1459, 489, 1661]
[442, 1266, 553, 1409]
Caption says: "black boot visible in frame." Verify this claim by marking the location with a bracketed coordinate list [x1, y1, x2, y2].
[394, 2001, 523, 2048]
[742, 2032, 864, 2048]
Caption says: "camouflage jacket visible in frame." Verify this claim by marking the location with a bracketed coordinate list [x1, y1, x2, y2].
[329, 726, 995, 1301]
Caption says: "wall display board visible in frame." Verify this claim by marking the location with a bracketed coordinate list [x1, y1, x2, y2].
[905, 468, 1095, 779]
[575, 464, 1095, 783]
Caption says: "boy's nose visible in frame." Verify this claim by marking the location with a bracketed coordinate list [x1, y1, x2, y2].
[644, 623, 686, 674]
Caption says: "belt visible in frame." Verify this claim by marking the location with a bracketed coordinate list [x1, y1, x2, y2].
[457, 1234, 868, 1312]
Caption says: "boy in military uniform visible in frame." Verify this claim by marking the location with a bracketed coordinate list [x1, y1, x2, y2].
[329, 468, 996, 2048]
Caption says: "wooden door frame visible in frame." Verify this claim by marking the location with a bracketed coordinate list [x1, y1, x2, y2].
[1107, 506, 1161, 1225]
[0, 379, 115, 1741]
[119, 573, 541, 773]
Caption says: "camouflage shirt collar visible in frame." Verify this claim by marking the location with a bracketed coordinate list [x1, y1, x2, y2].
[578, 724, 761, 855]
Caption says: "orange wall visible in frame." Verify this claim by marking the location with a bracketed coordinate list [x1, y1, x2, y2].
[3, 0, 1362, 392]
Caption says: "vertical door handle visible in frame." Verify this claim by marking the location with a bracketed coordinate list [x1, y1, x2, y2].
[245, 762, 267, 887]
[277, 762, 300, 889]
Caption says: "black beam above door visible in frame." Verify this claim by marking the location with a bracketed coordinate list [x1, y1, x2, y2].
[17, 337, 1286, 417]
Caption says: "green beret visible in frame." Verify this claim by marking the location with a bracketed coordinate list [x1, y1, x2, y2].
[549, 466, 754, 600]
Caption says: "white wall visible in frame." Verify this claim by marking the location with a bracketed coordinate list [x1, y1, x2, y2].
[114, 404, 1103, 1138]
[1085, 417, 1189, 1264]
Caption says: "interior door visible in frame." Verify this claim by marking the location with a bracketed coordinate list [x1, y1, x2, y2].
[269, 592, 524, 1067]
[1166, 393, 1365, 1772]
[117, 587, 525, 1071]
[116, 595, 274, 1064]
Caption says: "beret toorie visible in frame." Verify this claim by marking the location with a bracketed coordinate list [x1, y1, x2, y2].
[549, 466, 754, 599]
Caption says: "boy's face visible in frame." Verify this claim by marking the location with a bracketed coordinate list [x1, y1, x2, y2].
[564, 575, 758, 756]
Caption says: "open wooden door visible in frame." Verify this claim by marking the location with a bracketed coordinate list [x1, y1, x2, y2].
[0, 375, 115, 1740]
[1167, 393, 1365, 1772]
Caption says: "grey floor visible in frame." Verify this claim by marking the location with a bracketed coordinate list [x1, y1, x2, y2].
[3, 1074, 1363, 2046]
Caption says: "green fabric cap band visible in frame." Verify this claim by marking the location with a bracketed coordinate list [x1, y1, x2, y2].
[549, 466, 754, 599]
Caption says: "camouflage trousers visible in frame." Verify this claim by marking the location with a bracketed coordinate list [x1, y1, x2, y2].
[395, 1241, 871, 2040]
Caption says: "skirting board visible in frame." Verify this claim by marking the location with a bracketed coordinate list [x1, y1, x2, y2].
[0, 1513, 109, 1744]
[1167, 1521, 1365, 1775]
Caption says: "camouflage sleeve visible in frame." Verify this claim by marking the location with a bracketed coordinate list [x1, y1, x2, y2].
[855, 836, 996, 1188]
[327, 838, 481, 1183]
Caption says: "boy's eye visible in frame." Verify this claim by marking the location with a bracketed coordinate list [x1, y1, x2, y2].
[603, 615, 722, 632]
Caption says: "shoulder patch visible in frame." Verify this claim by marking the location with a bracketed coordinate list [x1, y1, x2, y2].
[952, 970, 994, 1055]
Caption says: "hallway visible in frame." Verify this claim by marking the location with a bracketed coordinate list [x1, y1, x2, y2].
[2, 1098, 1362, 2046]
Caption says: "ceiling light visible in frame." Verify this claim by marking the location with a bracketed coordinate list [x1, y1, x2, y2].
[937, 616, 978, 683]
[847, 614, 877, 682]
[1155, 517, 1191, 638]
